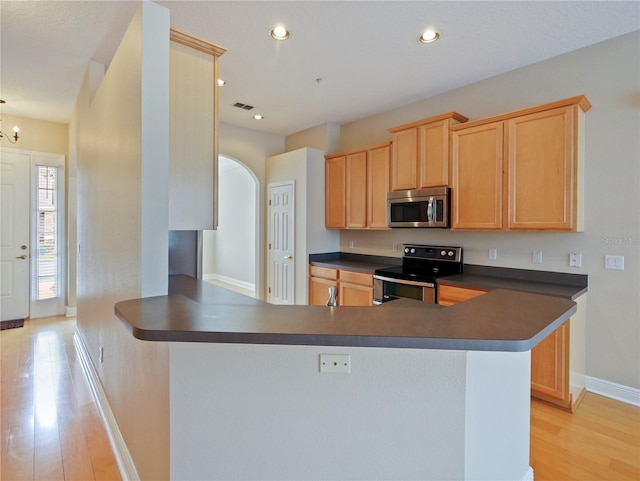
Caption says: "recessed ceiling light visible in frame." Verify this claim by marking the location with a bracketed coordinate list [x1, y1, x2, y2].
[253, 114, 264, 120]
[419, 29, 440, 44]
[218, 79, 226, 87]
[270, 25, 290, 41]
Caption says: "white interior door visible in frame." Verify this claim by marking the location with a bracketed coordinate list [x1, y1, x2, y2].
[267, 182, 294, 305]
[1, 150, 31, 321]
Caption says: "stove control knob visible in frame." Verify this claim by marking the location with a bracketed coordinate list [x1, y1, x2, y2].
[410, 248, 416, 254]
[448, 250, 454, 257]
[440, 250, 446, 256]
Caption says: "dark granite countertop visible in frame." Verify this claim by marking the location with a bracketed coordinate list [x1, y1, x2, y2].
[309, 253, 588, 300]
[309, 252, 400, 273]
[437, 264, 588, 300]
[115, 275, 576, 352]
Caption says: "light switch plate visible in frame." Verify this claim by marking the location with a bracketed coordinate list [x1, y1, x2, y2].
[604, 255, 624, 270]
[532, 250, 543, 264]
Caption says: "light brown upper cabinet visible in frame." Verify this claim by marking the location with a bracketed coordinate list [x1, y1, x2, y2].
[325, 155, 346, 228]
[366, 144, 391, 228]
[346, 151, 368, 228]
[451, 121, 505, 230]
[388, 112, 468, 191]
[325, 142, 391, 230]
[168, 29, 226, 230]
[451, 95, 590, 231]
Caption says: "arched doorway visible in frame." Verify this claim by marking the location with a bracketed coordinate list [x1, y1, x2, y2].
[202, 155, 258, 298]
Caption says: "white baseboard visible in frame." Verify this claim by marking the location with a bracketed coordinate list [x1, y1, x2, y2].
[65, 306, 77, 317]
[522, 466, 534, 481]
[203, 273, 255, 292]
[585, 375, 640, 407]
[570, 370, 585, 390]
[74, 331, 140, 481]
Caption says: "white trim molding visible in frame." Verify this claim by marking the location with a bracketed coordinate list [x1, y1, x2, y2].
[585, 375, 640, 407]
[74, 331, 140, 481]
[65, 306, 77, 317]
[203, 272, 255, 293]
[522, 466, 534, 481]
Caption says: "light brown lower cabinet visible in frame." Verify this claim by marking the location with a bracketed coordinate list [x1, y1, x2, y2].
[437, 284, 488, 306]
[438, 283, 578, 410]
[309, 266, 338, 306]
[339, 270, 374, 307]
[531, 323, 572, 408]
[309, 265, 373, 307]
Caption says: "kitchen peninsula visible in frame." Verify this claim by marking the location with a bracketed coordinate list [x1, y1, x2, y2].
[115, 275, 576, 481]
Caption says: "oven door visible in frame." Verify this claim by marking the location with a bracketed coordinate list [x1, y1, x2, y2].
[373, 276, 436, 304]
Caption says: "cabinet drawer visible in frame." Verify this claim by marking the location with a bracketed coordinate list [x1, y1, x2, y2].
[309, 265, 338, 280]
[438, 284, 488, 305]
[339, 270, 373, 287]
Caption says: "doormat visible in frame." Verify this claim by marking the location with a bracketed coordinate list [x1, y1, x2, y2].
[1, 319, 25, 330]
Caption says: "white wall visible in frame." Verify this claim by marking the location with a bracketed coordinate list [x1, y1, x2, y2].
[72, 4, 170, 479]
[218, 122, 284, 299]
[203, 156, 256, 288]
[170, 343, 530, 481]
[266, 148, 340, 304]
[335, 31, 640, 390]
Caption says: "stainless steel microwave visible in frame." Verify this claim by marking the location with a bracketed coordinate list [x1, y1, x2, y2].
[387, 187, 450, 228]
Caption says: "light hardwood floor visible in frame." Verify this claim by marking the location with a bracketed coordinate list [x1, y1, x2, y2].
[531, 391, 640, 480]
[1, 316, 120, 481]
[2, 316, 639, 481]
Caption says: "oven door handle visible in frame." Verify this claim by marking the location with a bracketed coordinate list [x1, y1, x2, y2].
[373, 275, 435, 288]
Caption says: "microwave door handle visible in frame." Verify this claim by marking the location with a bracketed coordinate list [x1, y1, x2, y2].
[427, 196, 434, 225]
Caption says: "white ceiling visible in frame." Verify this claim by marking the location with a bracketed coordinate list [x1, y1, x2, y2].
[1, 1, 638, 137]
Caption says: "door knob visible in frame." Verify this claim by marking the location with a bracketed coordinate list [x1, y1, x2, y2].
[16, 255, 27, 260]
[284, 255, 292, 260]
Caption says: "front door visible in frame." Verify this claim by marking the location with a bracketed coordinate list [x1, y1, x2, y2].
[1, 150, 31, 321]
[267, 182, 294, 305]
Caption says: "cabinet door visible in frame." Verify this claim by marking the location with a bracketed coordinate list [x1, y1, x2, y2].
[169, 41, 215, 230]
[437, 284, 487, 306]
[339, 268, 373, 306]
[531, 322, 570, 404]
[309, 277, 337, 306]
[451, 122, 504, 230]
[346, 151, 368, 228]
[419, 119, 449, 188]
[507, 106, 577, 230]
[390, 128, 418, 191]
[339, 283, 374, 306]
[367, 144, 390, 229]
[325, 156, 346, 228]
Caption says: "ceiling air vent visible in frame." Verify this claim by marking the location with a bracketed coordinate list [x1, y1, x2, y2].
[233, 102, 254, 111]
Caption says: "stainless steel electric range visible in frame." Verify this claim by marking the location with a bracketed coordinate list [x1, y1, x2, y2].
[373, 244, 463, 305]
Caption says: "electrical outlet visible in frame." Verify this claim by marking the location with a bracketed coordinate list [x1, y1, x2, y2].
[393, 243, 399, 252]
[488, 248, 497, 260]
[569, 253, 582, 267]
[319, 354, 350, 373]
[532, 250, 543, 264]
